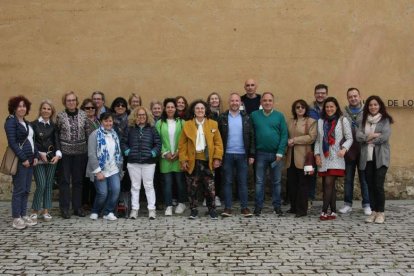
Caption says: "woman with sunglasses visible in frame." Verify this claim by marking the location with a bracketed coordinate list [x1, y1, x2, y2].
[285, 100, 317, 217]
[110, 97, 130, 138]
[81, 98, 100, 134]
[80, 98, 100, 210]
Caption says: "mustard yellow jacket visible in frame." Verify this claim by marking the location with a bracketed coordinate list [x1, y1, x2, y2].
[178, 118, 223, 174]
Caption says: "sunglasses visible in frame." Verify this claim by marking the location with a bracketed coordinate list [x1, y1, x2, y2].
[116, 104, 126, 108]
[296, 106, 305, 110]
[84, 106, 95, 110]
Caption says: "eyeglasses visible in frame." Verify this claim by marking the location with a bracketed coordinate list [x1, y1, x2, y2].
[296, 106, 305, 110]
[116, 104, 126, 108]
[66, 99, 77, 102]
[84, 106, 95, 110]
[245, 84, 255, 87]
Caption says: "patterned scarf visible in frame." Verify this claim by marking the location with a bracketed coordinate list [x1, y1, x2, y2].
[365, 113, 382, 161]
[322, 115, 339, 157]
[96, 126, 121, 170]
[345, 105, 363, 129]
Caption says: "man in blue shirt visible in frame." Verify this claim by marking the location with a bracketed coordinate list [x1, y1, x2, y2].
[218, 93, 255, 217]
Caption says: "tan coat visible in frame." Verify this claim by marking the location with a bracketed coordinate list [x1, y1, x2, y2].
[285, 117, 317, 169]
[178, 118, 223, 174]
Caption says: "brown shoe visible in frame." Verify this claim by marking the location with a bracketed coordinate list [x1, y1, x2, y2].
[221, 208, 233, 217]
[241, 208, 253, 218]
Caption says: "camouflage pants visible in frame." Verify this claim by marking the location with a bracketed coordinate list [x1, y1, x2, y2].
[185, 160, 216, 210]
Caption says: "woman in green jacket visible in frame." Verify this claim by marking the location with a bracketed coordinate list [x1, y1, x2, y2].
[155, 98, 186, 216]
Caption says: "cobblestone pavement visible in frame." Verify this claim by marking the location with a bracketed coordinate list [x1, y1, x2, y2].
[0, 200, 413, 275]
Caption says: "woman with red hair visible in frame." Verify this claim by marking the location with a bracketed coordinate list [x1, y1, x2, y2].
[5, 95, 39, 229]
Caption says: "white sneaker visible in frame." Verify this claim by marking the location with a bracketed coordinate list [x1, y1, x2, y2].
[22, 216, 37, 226]
[12, 218, 26, 230]
[215, 196, 222, 207]
[43, 213, 52, 222]
[130, 209, 138, 219]
[363, 206, 372, 216]
[165, 206, 173, 216]
[149, 210, 156, 220]
[103, 213, 117, 221]
[29, 213, 38, 224]
[175, 203, 186, 214]
[339, 205, 352, 214]
[90, 213, 98, 220]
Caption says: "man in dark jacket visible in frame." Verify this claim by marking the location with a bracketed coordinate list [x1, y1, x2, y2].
[217, 93, 255, 217]
[339, 87, 371, 215]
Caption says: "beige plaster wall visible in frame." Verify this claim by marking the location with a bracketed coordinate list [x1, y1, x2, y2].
[1, 1, 413, 198]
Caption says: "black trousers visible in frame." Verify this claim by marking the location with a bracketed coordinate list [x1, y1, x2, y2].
[287, 151, 310, 216]
[365, 154, 387, 212]
[59, 153, 87, 211]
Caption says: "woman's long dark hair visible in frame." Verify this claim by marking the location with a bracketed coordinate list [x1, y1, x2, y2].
[320, 97, 343, 119]
[362, 95, 394, 127]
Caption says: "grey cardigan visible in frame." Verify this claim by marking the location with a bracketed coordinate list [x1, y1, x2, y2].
[356, 117, 391, 170]
[85, 129, 123, 182]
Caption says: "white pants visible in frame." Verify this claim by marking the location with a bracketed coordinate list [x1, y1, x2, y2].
[127, 163, 156, 210]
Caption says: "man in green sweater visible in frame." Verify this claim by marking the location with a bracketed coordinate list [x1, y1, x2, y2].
[251, 92, 288, 216]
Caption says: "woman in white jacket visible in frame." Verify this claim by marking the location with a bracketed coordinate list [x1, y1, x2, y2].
[315, 97, 353, 220]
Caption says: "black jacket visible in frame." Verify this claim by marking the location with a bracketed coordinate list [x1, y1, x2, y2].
[31, 119, 61, 154]
[217, 110, 255, 158]
[4, 115, 38, 163]
[121, 124, 161, 164]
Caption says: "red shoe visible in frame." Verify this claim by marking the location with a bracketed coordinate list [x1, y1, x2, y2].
[319, 212, 328, 220]
[328, 212, 337, 220]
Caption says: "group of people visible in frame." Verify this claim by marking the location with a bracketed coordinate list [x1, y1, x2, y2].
[4, 79, 393, 230]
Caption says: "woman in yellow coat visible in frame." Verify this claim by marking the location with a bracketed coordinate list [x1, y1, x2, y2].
[178, 99, 223, 220]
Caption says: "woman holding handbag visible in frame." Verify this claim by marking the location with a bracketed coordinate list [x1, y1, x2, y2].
[29, 100, 62, 223]
[5, 95, 39, 229]
[285, 100, 317, 217]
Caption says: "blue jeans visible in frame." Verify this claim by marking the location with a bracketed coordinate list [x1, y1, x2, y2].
[163, 172, 186, 206]
[12, 163, 33, 218]
[223, 153, 249, 209]
[92, 173, 121, 215]
[343, 159, 370, 208]
[255, 151, 283, 209]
